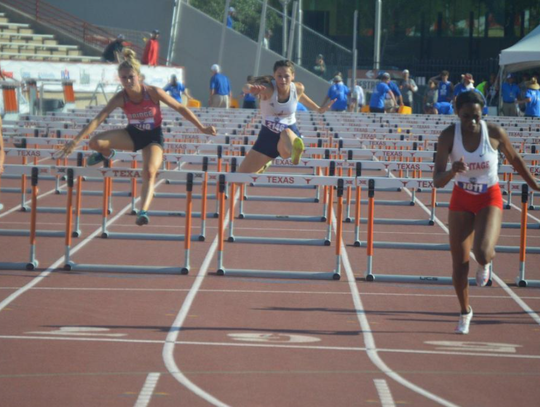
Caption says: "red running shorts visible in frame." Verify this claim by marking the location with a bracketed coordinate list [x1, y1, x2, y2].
[449, 183, 503, 214]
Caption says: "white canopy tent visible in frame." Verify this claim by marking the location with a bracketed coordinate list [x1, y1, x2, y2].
[499, 24, 540, 72]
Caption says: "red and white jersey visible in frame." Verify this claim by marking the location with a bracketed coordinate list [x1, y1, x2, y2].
[450, 120, 499, 194]
[122, 85, 162, 130]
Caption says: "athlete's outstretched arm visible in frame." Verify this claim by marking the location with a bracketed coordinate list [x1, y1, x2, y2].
[55, 93, 123, 158]
[296, 83, 334, 113]
[494, 125, 540, 191]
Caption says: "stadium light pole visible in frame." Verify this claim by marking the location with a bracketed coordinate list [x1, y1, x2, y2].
[254, 0, 269, 76]
[297, 0, 302, 65]
[287, 1, 298, 61]
[218, 0, 232, 68]
[352, 10, 358, 88]
[279, 0, 291, 56]
[167, 0, 183, 65]
[374, 0, 382, 70]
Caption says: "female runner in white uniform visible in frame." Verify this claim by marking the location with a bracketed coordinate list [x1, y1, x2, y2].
[433, 91, 540, 334]
[239, 60, 333, 173]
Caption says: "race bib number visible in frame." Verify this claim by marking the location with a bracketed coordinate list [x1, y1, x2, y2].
[132, 120, 155, 131]
[264, 119, 288, 134]
[457, 181, 488, 194]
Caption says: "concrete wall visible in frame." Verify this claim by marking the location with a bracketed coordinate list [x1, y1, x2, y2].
[174, 3, 330, 106]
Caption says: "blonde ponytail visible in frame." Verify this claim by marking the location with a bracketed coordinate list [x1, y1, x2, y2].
[118, 48, 141, 76]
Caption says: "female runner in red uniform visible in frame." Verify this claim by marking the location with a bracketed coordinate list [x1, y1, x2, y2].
[433, 90, 540, 334]
[58, 49, 216, 225]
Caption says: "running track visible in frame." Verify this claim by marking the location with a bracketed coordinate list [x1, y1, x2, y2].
[1, 157, 539, 407]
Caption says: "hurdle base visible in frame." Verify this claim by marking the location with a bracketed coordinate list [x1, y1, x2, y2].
[238, 213, 325, 222]
[0, 229, 65, 238]
[244, 195, 318, 203]
[228, 236, 329, 246]
[217, 268, 339, 280]
[0, 261, 39, 270]
[516, 278, 540, 288]
[146, 210, 215, 219]
[356, 241, 450, 251]
[349, 218, 433, 226]
[101, 232, 203, 242]
[64, 262, 185, 274]
[364, 274, 483, 285]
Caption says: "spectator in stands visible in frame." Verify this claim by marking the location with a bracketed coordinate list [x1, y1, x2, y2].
[313, 54, 326, 78]
[453, 74, 488, 115]
[423, 80, 438, 113]
[296, 102, 308, 112]
[369, 72, 395, 113]
[209, 64, 232, 108]
[517, 77, 540, 118]
[241, 75, 257, 109]
[227, 7, 235, 28]
[399, 69, 418, 108]
[55, 49, 216, 227]
[263, 29, 272, 50]
[142, 30, 160, 67]
[501, 74, 520, 117]
[429, 70, 453, 103]
[164, 74, 190, 103]
[433, 90, 540, 335]
[102, 34, 125, 63]
[322, 75, 349, 112]
[238, 59, 333, 174]
[349, 80, 365, 112]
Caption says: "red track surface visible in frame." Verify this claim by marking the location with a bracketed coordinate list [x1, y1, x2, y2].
[1, 154, 539, 407]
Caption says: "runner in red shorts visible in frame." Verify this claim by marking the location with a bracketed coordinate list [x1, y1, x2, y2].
[433, 90, 540, 334]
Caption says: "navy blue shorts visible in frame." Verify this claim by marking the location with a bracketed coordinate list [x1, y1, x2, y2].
[125, 125, 164, 152]
[251, 124, 301, 159]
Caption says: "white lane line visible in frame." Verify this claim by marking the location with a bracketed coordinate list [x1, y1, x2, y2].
[374, 379, 396, 407]
[2, 286, 540, 301]
[134, 372, 160, 407]
[335, 215, 459, 407]
[3, 335, 540, 360]
[411, 188, 540, 327]
[161, 192, 238, 407]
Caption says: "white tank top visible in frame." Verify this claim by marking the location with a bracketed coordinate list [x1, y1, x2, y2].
[450, 120, 499, 194]
[259, 80, 298, 133]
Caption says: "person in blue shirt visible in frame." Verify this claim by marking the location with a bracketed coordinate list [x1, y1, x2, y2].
[227, 7, 235, 28]
[430, 70, 454, 103]
[518, 77, 540, 118]
[369, 73, 396, 113]
[386, 78, 403, 112]
[453, 73, 488, 115]
[321, 75, 350, 112]
[209, 64, 232, 108]
[163, 74, 190, 103]
[501, 74, 520, 116]
[296, 101, 308, 112]
[426, 102, 454, 115]
[241, 75, 257, 109]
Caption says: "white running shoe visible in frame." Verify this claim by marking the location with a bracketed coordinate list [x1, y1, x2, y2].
[476, 264, 490, 287]
[455, 307, 473, 334]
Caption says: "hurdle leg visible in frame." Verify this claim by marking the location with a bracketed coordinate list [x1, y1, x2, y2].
[101, 175, 111, 237]
[324, 183, 334, 245]
[238, 183, 245, 218]
[365, 180, 375, 280]
[354, 186, 361, 246]
[217, 175, 226, 275]
[516, 185, 529, 287]
[333, 180, 344, 280]
[130, 160, 138, 214]
[181, 174, 194, 275]
[21, 156, 29, 211]
[27, 168, 39, 270]
[228, 182, 236, 241]
[64, 170, 75, 268]
[429, 188, 436, 225]
[199, 171, 208, 241]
